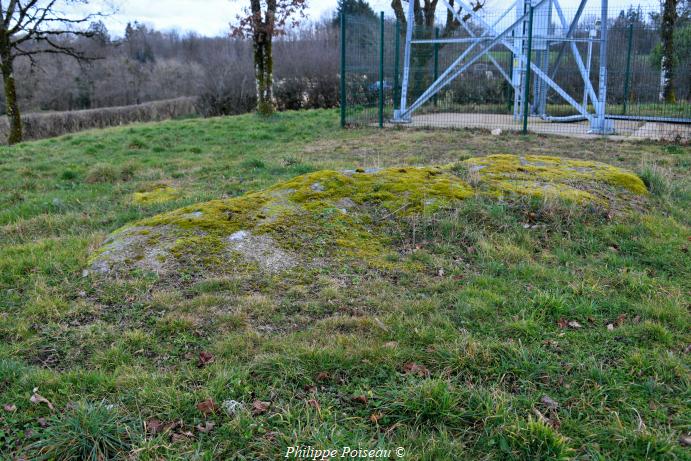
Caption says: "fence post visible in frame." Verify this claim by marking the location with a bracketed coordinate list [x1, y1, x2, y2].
[622, 22, 634, 115]
[340, 12, 346, 128]
[433, 27, 439, 107]
[522, 5, 534, 135]
[394, 20, 400, 106]
[507, 29, 514, 111]
[379, 11, 385, 128]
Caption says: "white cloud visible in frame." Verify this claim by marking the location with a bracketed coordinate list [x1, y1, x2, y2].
[75, 0, 661, 37]
[79, 0, 339, 36]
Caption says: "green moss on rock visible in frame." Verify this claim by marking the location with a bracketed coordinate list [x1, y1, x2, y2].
[464, 154, 647, 204]
[278, 166, 473, 213]
[91, 157, 646, 279]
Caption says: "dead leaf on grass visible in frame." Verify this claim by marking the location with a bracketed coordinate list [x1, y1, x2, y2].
[533, 408, 549, 424]
[533, 408, 561, 429]
[171, 430, 194, 443]
[264, 431, 279, 442]
[352, 395, 368, 405]
[540, 395, 559, 409]
[196, 421, 215, 433]
[196, 399, 218, 416]
[252, 400, 270, 416]
[3, 404, 16, 412]
[146, 419, 183, 436]
[146, 418, 165, 435]
[198, 351, 215, 367]
[373, 317, 389, 332]
[370, 412, 383, 424]
[614, 314, 627, 326]
[558, 317, 586, 330]
[29, 389, 54, 410]
[307, 399, 321, 412]
[402, 362, 430, 377]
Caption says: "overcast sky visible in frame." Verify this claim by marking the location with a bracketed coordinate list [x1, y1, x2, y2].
[78, 0, 662, 37]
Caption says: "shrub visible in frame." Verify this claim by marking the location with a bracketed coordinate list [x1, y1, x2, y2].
[29, 402, 136, 460]
[241, 157, 266, 170]
[0, 359, 27, 387]
[85, 162, 138, 184]
[119, 162, 138, 182]
[499, 418, 574, 460]
[86, 164, 119, 184]
[638, 163, 671, 197]
[381, 379, 468, 429]
[275, 78, 309, 111]
[0, 98, 197, 144]
[60, 170, 79, 181]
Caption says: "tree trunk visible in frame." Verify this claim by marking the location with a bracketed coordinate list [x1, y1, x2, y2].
[0, 40, 22, 144]
[660, 0, 678, 103]
[254, 31, 274, 115]
[251, 0, 276, 116]
[411, 29, 434, 98]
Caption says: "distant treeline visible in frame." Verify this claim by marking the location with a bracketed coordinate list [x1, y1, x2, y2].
[2, 21, 340, 120]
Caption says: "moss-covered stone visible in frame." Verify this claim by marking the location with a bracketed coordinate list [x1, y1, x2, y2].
[132, 184, 180, 204]
[90, 157, 646, 279]
[463, 154, 647, 205]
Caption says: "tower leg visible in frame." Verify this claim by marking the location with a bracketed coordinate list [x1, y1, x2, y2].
[395, 0, 416, 122]
[591, 0, 613, 133]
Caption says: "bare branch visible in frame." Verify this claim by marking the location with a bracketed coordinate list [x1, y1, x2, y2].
[0, 0, 111, 143]
[2, 0, 109, 60]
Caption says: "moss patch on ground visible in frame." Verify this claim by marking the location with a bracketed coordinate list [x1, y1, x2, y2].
[132, 184, 180, 204]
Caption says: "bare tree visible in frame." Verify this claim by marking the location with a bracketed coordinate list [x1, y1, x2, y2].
[232, 0, 307, 115]
[0, 0, 107, 144]
[660, 0, 679, 102]
[390, 0, 484, 95]
[391, 0, 484, 37]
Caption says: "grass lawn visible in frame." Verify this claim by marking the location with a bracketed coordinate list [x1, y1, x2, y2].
[0, 109, 689, 460]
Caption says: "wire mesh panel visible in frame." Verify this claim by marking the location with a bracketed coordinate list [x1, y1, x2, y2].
[342, 14, 398, 127]
[340, 4, 690, 141]
[405, 19, 522, 132]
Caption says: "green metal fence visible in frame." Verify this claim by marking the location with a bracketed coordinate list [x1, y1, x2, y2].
[341, 13, 400, 129]
[340, 6, 691, 140]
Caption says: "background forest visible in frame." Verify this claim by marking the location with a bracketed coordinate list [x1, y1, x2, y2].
[3, 20, 340, 117]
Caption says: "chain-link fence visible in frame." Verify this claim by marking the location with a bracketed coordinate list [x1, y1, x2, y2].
[340, 4, 690, 140]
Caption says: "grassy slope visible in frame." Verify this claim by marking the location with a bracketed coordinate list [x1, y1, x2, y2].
[0, 110, 689, 460]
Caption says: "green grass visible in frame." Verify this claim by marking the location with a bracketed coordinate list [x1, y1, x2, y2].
[0, 109, 689, 459]
[29, 401, 134, 460]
